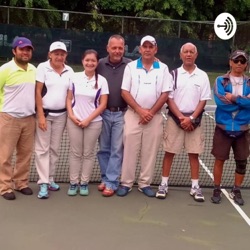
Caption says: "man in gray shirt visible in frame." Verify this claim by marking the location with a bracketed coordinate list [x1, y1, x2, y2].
[97, 34, 131, 197]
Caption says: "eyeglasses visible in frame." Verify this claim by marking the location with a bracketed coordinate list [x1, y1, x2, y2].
[232, 59, 247, 64]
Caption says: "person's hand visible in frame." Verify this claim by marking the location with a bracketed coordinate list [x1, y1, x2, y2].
[78, 119, 91, 128]
[137, 108, 153, 125]
[225, 92, 233, 102]
[38, 115, 47, 132]
[179, 116, 195, 132]
[69, 115, 81, 126]
[138, 118, 148, 125]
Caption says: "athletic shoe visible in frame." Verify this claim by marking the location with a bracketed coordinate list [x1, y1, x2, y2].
[190, 185, 205, 202]
[97, 183, 105, 191]
[116, 185, 132, 197]
[229, 188, 244, 206]
[67, 184, 78, 196]
[138, 186, 155, 197]
[80, 184, 89, 196]
[156, 183, 168, 199]
[49, 181, 60, 191]
[102, 187, 115, 197]
[210, 188, 222, 204]
[38, 184, 49, 199]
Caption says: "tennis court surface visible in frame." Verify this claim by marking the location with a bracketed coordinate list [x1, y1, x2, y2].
[2, 104, 250, 249]
[0, 183, 249, 250]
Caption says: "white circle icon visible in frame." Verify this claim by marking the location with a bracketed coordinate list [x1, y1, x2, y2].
[214, 13, 237, 40]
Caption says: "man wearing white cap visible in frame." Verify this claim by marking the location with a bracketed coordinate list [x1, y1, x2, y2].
[35, 41, 74, 199]
[0, 37, 36, 200]
[117, 35, 173, 197]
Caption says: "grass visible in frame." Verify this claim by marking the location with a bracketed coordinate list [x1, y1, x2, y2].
[1, 60, 248, 88]
[207, 72, 223, 86]
[207, 71, 250, 87]
[71, 66, 229, 88]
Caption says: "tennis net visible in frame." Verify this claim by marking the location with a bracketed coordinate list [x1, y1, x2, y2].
[27, 105, 250, 188]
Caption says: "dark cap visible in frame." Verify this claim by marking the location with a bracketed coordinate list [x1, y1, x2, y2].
[12, 37, 34, 50]
[230, 50, 248, 61]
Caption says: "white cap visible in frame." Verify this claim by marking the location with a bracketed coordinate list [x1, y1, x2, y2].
[49, 41, 67, 52]
[140, 35, 157, 46]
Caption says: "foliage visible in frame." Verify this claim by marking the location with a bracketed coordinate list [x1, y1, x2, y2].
[0, 0, 59, 28]
[0, 0, 249, 40]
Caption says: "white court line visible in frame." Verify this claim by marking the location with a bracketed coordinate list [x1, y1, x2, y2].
[203, 110, 250, 226]
[199, 158, 250, 227]
[162, 109, 250, 226]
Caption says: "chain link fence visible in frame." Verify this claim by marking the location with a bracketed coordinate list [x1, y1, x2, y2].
[0, 6, 249, 72]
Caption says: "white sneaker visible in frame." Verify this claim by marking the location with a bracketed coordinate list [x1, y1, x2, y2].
[156, 183, 168, 199]
[190, 185, 205, 202]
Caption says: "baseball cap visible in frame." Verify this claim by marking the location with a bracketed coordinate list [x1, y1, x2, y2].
[140, 35, 157, 46]
[230, 50, 248, 61]
[49, 41, 67, 52]
[12, 37, 34, 50]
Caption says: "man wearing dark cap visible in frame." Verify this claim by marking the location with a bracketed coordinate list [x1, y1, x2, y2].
[0, 37, 36, 200]
[211, 50, 250, 206]
[116, 35, 173, 197]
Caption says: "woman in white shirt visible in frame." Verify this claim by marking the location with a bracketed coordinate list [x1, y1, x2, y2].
[35, 41, 74, 199]
[66, 49, 109, 196]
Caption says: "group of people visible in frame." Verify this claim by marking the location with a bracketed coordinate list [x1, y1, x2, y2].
[0, 34, 249, 206]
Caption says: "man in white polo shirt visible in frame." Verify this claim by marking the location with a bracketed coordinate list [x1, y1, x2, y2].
[156, 42, 211, 201]
[116, 35, 173, 197]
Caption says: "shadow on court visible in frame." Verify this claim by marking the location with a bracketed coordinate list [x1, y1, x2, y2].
[0, 183, 249, 250]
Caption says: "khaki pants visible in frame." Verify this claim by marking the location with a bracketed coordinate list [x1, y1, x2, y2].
[35, 113, 66, 184]
[67, 118, 102, 184]
[0, 113, 35, 195]
[120, 109, 163, 188]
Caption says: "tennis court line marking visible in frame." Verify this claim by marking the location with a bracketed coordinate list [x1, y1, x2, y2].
[162, 110, 250, 226]
[199, 158, 250, 227]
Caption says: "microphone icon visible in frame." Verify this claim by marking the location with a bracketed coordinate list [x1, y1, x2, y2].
[217, 17, 234, 36]
[214, 13, 237, 40]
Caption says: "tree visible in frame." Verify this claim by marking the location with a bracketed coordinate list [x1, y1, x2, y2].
[0, 0, 249, 40]
[0, 0, 60, 28]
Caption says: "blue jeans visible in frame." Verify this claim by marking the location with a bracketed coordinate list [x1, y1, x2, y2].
[97, 110, 125, 190]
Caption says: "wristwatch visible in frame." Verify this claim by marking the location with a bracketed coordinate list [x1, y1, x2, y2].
[189, 115, 195, 123]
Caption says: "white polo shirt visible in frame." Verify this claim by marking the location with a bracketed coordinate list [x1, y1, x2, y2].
[121, 58, 173, 109]
[169, 65, 211, 113]
[70, 71, 109, 122]
[36, 60, 74, 116]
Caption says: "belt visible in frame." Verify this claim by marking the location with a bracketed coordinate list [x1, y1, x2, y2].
[43, 108, 67, 117]
[107, 107, 127, 112]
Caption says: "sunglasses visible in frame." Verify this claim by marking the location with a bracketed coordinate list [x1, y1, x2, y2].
[232, 58, 247, 64]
